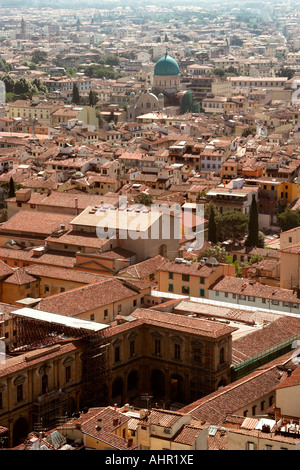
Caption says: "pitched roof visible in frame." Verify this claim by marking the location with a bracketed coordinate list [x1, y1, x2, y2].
[118, 255, 165, 279]
[211, 276, 300, 304]
[34, 278, 139, 316]
[0, 211, 73, 237]
[3, 268, 37, 286]
[179, 365, 288, 425]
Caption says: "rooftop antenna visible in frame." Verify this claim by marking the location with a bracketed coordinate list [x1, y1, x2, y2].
[141, 393, 153, 410]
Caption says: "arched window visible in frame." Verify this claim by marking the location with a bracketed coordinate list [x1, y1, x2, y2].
[219, 347, 225, 364]
[42, 374, 48, 395]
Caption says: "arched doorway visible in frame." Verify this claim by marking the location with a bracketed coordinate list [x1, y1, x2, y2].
[13, 417, 28, 447]
[127, 370, 139, 393]
[170, 374, 184, 403]
[112, 377, 124, 405]
[159, 244, 167, 257]
[151, 369, 165, 399]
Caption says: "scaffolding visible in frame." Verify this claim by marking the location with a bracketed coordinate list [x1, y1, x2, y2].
[11, 309, 111, 432]
[189, 338, 215, 403]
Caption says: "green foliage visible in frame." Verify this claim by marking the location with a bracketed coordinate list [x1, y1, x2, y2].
[32, 78, 47, 93]
[104, 55, 120, 66]
[249, 254, 264, 265]
[215, 210, 249, 242]
[276, 67, 295, 80]
[208, 204, 217, 244]
[88, 90, 98, 107]
[245, 195, 259, 247]
[84, 64, 120, 80]
[278, 208, 300, 232]
[134, 193, 153, 206]
[198, 243, 228, 263]
[31, 50, 48, 64]
[0, 58, 12, 73]
[0, 208, 8, 223]
[72, 83, 80, 105]
[213, 68, 225, 77]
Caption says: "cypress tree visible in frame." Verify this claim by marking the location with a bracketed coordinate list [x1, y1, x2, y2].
[245, 194, 259, 247]
[208, 204, 217, 244]
[72, 83, 80, 104]
[8, 177, 15, 198]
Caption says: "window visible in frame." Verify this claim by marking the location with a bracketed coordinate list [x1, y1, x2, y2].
[114, 346, 120, 363]
[182, 274, 190, 282]
[155, 339, 161, 356]
[182, 286, 189, 295]
[200, 277, 205, 284]
[265, 445, 272, 450]
[246, 442, 256, 450]
[90, 314, 94, 321]
[130, 341, 135, 357]
[45, 285, 50, 292]
[65, 366, 71, 383]
[174, 344, 181, 360]
[17, 384, 23, 402]
[117, 305, 122, 313]
[243, 410, 248, 417]
[269, 396, 274, 407]
[252, 405, 257, 416]
[168, 272, 173, 279]
[168, 284, 174, 292]
[271, 300, 279, 305]
[200, 288, 205, 297]
[261, 400, 265, 411]
[248, 296, 255, 302]
[219, 347, 225, 364]
[60, 288, 65, 293]
[41, 374, 48, 395]
[104, 309, 108, 318]
[133, 299, 137, 307]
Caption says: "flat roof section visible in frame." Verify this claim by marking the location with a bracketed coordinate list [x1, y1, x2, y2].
[11, 307, 109, 332]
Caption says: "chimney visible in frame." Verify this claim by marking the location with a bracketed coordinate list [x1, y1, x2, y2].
[113, 418, 119, 426]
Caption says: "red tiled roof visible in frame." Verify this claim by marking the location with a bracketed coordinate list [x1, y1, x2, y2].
[35, 278, 139, 316]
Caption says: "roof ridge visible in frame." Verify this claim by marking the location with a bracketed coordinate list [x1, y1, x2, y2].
[186, 364, 279, 415]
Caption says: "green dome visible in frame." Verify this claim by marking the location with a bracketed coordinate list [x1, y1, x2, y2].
[154, 52, 180, 76]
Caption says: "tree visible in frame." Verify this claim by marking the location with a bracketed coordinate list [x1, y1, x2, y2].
[278, 208, 299, 232]
[32, 78, 47, 93]
[134, 193, 153, 206]
[13, 77, 34, 95]
[245, 195, 259, 247]
[89, 90, 98, 107]
[72, 83, 80, 105]
[0, 208, 7, 223]
[8, 177, 15, 198]
[208, 204, 217, 244]
[198, 243, 228, 263]
[213, 68, 225, 77]
[31, 50, 48, 65]
[276, 67, 295, 80]
[105, 55, 120, 66]
[0, 74, 15, 93]
[215, 210, 249, 242]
